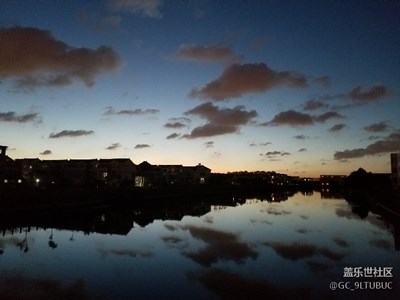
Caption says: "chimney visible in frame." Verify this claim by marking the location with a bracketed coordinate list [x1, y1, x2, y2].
[0, 145, 7, 158]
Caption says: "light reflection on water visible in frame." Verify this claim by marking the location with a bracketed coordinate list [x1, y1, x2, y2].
[0, 191, 399, 299]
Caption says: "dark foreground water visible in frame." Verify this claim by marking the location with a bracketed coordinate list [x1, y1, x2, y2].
[0, 191, 399, 299]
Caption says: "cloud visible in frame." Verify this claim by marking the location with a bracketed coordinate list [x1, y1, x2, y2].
[49, 130, 94, 139]
[334, 131, 400, 160]
[108, 0, 163, 18]
[261, 110, 344, 127]
[166, 133, 180, 139]
[348, 85, 388, 103]
[176, 44, 241, 64]
[314, 76, 331, 87]
[182, 225, 258, 266]
[164, 121, 187, 129]
[134, 144, 150, 149]
[0, 27, 121, 91]
[205, 141, 214, 148]
[311, 84, 389, 108]
[183, 102, 257, 138]
[363, 121, 389, 133]
[106, 143, 121, 150]
[104, 106, 159, 116]
[293, 135, 309, 140]
[264, 241, 346, 261]
[189, 63, 308, 101]
[303, 99, 328, 111]
[0, 111, 41, 123]
[328, 123, 347, 133]
[298, 148, 307, 152]
[39, 150, 52, 155]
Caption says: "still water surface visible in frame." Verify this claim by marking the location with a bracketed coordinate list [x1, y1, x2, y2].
[1, 191, 399, 299]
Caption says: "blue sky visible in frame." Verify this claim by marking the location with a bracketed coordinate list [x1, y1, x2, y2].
[0, 0, 399, 176]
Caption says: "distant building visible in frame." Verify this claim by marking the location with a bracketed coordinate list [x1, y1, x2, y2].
[135, 161, 211, 188]
[391, 153, 400, 187]
[0, 145, 21, 186]
[320, 175, 346, 191]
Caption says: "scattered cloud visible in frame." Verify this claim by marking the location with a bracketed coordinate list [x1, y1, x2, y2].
[205, 141, 214, 148]
[0, 27, 121, 91]
[189, 63, 308, 101]
[334, 130, 400, 160]
[328, 123, 347, 133]
[97, 15, 122, 31]
[106, 143, 121, 150]
[183, 102, 257, 138]
[40, 150, 52, 155]
[264, 241, 346, 261]
[250, 141, 272, 147]
[182, 225, 258, 266]
[104, 106, 159, 116]
[134, 144, 150, 149]
[262, 151, 291, 160]
[303, 99, 328, 111]
[348, 85, 389, 103]
[363, 121, 389, 133]
[314, 76, 331, 87]
[49, 130, 94, 139]
[310, 84, 389, 107]
[164, 121, 187, 129]
[166, 133, 180, 139]
[108, 0, 163, 18]
[298, 148, 307, 152]
[0, 111, 41, 123]
[261, 110, 344, 128]
[293, 135, 309, 140]
[176, 44, 242, 64]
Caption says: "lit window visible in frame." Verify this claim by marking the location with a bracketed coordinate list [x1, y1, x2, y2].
[4, 179, 8, 184]
[103, 172, 108, 178]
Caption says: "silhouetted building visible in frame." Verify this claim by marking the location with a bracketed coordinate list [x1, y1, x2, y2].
[0, 145, 21, 187]
[135, 161, 211, 188]
[320, 175, 346, 191]
[391, 153, 400, 187]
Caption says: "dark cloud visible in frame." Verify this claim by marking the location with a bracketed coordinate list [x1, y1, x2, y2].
[260, 110, 313, 127]
[0, 272, 93, 299]
[363, 121, 389, 133]
[293, 135, 309, 140]
[303, 99, 328, 111]
[0, 27, 121, 91]
[176, 44, 241, 63]
[264, 241, 346, 262]
[314, 76, 331, 87]
[328, 123, 347, 133]
[369, 239, 392, 251]
[187, 269, 310, 300]
[314, 111, 345, 123]
[98, 247, 154, 258]
[189, 63, 308, 101]
[0, 111, 41, 123]
[250, 141, 272, 147]
[104, 106, 159, 116]
[106, 143, 121, 150]
[134, 144, 150, 149]
[204, 141, 214, 148]
[166, 133, 180, 139]
[183, 102, 257, 139]
[40, 150, 52, 155]
[311, 84, 389, 107]
[164, 121, 186, 129]
[333, 237, 350, 248]
[182, 225, 258, 266]
[298, 148, 307, 152]
[348, 85, 388, 103]
[108, 0, 163, 18]
[261, 110, 344, 127]
[334, 131, 400, 160]
[49, 130, 94, 139]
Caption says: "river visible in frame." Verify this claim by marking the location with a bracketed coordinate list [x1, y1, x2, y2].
[0, 191, 399, 299]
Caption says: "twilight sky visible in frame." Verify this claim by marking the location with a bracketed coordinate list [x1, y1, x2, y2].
[1, 0, 399, 177]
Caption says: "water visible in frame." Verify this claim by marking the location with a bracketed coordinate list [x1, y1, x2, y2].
[0, 191, 399, 299]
